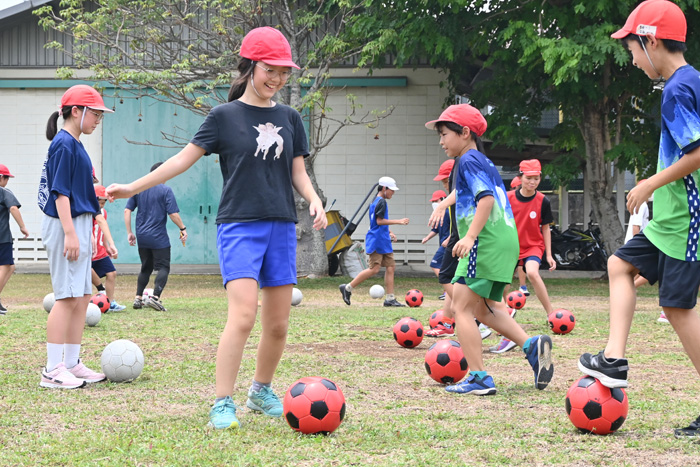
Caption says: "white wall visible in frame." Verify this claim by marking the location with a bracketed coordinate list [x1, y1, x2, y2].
[315, 68, 450, 265]
[0, 87, 103, 261]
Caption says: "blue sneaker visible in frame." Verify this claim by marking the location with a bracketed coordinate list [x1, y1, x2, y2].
[246, 386, 283, 417]
[525, 335, 554, 390]
[110, 301, 126, 312]
[445, 374, 497, 395]
[519, 285, 530, 297]
[208, 396, 240, 429]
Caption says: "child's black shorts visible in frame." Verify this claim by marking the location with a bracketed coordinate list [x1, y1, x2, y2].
[439, 245, 459, 285]
[615, 233, 700, 309]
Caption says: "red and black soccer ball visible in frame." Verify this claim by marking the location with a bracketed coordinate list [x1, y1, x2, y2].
[549, 308, 576, 335]
[424, 339, 469, 384]
[506, 290, 526, 309]
[566, 376, 628, 435]
[392, 317, 424, 348]
[283, 376, 346, 435]
[405, 289, 424, 307]
[90, 293, 110, 314]
[428, 309, 445, 329]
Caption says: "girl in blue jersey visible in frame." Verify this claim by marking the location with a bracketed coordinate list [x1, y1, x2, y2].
[107, 27, 326, 430]
[39, 85, 114, 389]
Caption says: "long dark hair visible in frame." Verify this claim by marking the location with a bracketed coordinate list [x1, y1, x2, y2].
[227, 58, 255, 102]
[46, 106, 78, 141]
[435, 121, 486, 153]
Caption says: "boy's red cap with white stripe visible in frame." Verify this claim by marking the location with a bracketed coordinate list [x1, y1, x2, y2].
[611, 0, 686, 42]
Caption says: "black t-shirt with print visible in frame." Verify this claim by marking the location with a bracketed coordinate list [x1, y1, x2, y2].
[191, 100, 309, 224]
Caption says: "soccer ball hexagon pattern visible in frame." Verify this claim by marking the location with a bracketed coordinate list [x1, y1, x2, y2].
[283, 376, 346, 435]
[100, 339, 145, 383]
[424, 339, 469, 384]
[405, 289, 424, 307]
[90, 293, 110, 313]
[506, 290, 526, 309]
[85, 303, 102, 327]
[392, 317, 424, 348]
[548, 309, 576, 334]
[43, 293, 55, 313]
[428, 309, 445, 329]
[369, 284, 385, 299]
[291, 288, 303, 306]
[565, 376, 628, 435]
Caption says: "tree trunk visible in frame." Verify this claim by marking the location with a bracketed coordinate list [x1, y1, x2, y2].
[295, 157, 329, 277]
[580, 104, 625, 255]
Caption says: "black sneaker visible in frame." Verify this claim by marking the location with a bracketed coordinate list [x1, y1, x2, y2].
[133, 298, 144, 310]
[383, 298, 406, 307]
[0, 299, 6, 314]
[339, 284, 351, 306]
[438, 293, 446, 300]
[675, 415, 700, 438]
[146, 296, 168, 311]
[578, 351, 628, 388]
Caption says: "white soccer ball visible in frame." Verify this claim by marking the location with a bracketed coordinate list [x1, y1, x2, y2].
[369, 284, 385, 299]
[101, 339, 145, 383]
[291, 287, 303, 306]
[85, 303, 102, 327]
[43, 292, 55, 313]
[142, 288, 154, 300]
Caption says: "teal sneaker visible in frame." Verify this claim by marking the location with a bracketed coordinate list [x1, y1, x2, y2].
[208, 396, 240, 430]
[246, 386, 283, 417]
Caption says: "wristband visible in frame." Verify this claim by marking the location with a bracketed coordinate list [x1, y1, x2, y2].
[180, 226, 186, 231]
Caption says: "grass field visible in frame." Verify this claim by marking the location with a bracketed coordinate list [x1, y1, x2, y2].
[1, 274, 699, 466]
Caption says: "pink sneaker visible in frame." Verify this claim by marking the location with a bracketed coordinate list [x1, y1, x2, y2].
[658, 312, 670, 324]
[67, 359, 106, 383]
[489, 337, 517, 354]
[40, 362, 86, 389]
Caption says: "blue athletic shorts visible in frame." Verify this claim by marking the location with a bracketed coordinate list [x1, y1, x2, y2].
[615, 233, 700, 309]
[439, 245, 459, 285]
[0, 242, 13, 266]
[517, 256, 542, 268]
[92, 256, 116, 278]
[217, 220, 297, 288]
[430, 246, 445, 269]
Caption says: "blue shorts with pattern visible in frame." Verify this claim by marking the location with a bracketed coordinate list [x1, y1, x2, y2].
[615, 232, 700, 309]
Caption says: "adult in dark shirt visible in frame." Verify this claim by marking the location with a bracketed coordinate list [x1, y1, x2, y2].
[124, 162, 187, 311]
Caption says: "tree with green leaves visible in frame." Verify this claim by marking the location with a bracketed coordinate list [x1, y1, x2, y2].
[360, 0, 700, 255]
[35, 0, 394, 276]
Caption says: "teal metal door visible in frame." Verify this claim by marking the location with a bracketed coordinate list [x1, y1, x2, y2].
[102, 93, 222, 264]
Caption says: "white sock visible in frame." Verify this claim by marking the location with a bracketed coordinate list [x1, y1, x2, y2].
[387, 294, 395, 300]
[345, 284, 353, 292]
[63, 343, 81, 369]
[46, 343, 63, 372]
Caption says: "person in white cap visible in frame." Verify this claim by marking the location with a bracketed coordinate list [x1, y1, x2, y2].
[339, 176, 409, 307]
[0, 164, 28, 313]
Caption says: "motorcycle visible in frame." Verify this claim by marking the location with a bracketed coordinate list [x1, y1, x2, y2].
[550, 223, 608, 271]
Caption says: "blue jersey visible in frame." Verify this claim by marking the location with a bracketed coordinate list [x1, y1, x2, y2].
[431, 210, 451, 244]
[125, 184, 179, 249]
[365, 196, 392, 254]
[38, 129, 99, 218]
[643, 64, 700, 261]
[454, 150, 519, 282]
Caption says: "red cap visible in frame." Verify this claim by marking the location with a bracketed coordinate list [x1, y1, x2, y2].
[240, 27, 299, 69]
[433, 159, 455, 181]
[425, 104, 487, 137]
[519, 159, 542, 176]
[60, 85, 114, 113]
[0, 164, 14, 177]
[94, 185, 107, 198]
[611, 0, 686, 41]
[431, 190, 447, 202]
[510, 176, 521, 189]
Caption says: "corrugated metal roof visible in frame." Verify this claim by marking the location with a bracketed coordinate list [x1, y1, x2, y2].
[0, 0, 52, 21]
